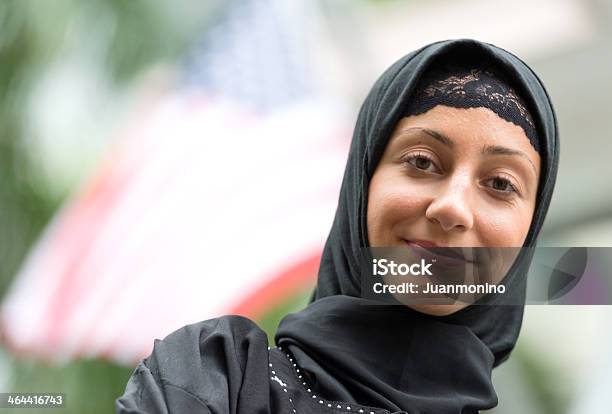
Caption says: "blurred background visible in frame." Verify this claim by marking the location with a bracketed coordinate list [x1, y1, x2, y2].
[1, 0, 611, 412]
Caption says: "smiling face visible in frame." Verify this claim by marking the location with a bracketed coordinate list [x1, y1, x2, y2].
[366, 105, 541, 315]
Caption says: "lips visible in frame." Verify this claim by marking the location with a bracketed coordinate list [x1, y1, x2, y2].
[407, 239, 439, 248]
[403, 239, 477, 265]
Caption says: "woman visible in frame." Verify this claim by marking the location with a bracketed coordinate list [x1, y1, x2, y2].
[116, 38, 559, 413]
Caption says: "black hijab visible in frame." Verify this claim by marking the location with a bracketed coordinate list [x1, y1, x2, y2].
[276, 39, 559, 413]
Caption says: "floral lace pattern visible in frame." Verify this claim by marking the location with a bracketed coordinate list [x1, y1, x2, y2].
[405, 68, 539, 153]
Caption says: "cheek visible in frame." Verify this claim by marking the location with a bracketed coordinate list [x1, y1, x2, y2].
[476, 203, 535, 247]
[475, 203, 535, 288]
[367, 171, 427, 244]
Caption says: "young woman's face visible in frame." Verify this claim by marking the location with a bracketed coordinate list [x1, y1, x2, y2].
[367, 105, 541, 315]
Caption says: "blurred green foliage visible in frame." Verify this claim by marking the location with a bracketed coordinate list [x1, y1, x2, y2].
[3, 354, 134, 414]
[0, 1, 59, 298]
[513, 343, 571, 414]
[0, 0, 203, 299]
[258, 289, 312, 345]
[0, 1, 210, 413]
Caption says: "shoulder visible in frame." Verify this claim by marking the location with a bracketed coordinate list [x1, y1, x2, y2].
[150, 315, 267, 360]
[168, 314, 265, 343]
[116, 315, 270, 413]
[147, 314, 269, 383]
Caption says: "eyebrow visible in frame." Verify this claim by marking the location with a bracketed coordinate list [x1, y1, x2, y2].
[398, 127, 538, 176]
[403, 127, 455, 149]
[482, 146, 537, 174]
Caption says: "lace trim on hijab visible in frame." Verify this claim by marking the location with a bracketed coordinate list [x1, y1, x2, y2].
[404, 68, 540, 153]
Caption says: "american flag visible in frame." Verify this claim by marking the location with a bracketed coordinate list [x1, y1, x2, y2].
[1, 0, 351, 365]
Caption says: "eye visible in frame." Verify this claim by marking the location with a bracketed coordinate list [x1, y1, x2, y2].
[404, 152, 441, 174]
[484, 175, 519, 196]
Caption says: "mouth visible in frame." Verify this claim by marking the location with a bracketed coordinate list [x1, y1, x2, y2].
[402, 239, 478, 265]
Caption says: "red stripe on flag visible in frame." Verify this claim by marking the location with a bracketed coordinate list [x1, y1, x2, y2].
[228, 250, 320, 320]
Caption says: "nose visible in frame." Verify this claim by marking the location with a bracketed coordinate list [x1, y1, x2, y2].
[425, 173, 475, 233]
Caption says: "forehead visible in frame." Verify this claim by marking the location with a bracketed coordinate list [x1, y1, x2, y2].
[389, 105, 540, 162]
